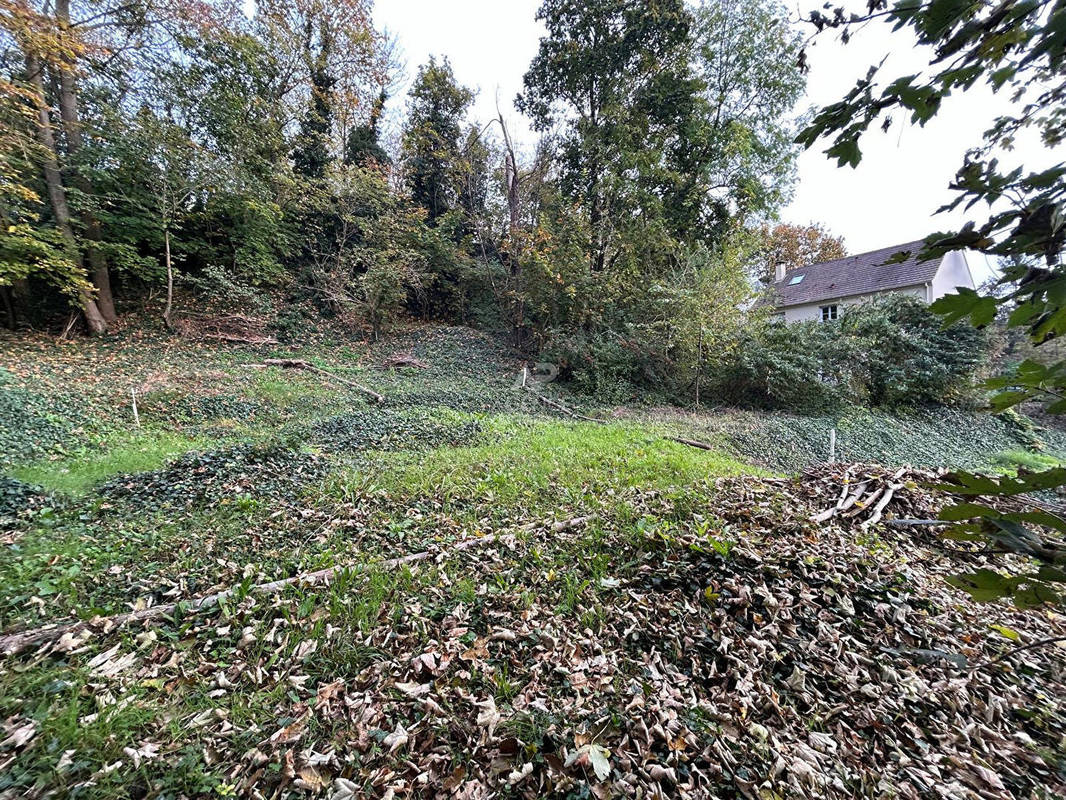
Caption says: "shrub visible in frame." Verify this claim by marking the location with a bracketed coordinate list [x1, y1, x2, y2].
[707, 321, 846, 412]
[838, 295, 987, 407]
[710, 295, 988, 411]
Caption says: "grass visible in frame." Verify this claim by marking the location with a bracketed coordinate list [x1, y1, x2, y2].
[366, 416, 758, 513]
[9, 429, 210, 495]
[993, 448, 1066, 474]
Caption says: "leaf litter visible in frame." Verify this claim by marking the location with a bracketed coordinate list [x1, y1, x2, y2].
[1, 464, 1063, 798]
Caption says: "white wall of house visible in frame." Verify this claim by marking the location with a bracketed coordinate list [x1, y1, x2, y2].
[780, 285, 926, 323]
[928, 250, 975, 301]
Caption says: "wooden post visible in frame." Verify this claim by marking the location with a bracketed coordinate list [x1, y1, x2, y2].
[828, 428, 836, 463]
[695, 327, 703, 409]
[131, 388, 140, 428]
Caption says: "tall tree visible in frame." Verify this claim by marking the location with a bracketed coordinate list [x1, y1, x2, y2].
[256, 0, 387, 176]
[345, 88, 388, 166]
[517, 0, 694, 271]
[682, 0, 806, 238]
[0, 71, 88, 327]
[401, 57, 474, 225]
[291, 15, 336, 179]
[52, 0, 116, 323]
[2, 3, 108, 333]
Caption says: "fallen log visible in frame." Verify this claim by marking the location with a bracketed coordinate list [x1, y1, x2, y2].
[666, 436, 717, 451]
[259, 358, 384, 403]
[0, 532, 503, 656]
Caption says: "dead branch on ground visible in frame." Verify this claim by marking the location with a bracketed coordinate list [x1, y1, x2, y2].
[258, 358, 384, 403]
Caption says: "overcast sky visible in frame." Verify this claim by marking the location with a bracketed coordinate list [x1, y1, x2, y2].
[374, 1, 1033, 279]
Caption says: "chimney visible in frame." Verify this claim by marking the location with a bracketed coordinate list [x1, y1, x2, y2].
[774, 263, 786, 283]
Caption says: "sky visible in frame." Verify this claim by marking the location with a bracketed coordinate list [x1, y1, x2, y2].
[373, 1, 1033, 280]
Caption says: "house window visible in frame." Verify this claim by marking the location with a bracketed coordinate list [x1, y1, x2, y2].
[820, 304, 838, 322]
[789, 274, 805, 285]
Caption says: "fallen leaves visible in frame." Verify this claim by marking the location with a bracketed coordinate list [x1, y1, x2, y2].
[3, 443, 1066, 798]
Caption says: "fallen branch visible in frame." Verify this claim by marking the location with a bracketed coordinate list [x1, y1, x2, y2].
[204, 333, 278, 346]
[523, 387, 606, 424]
[666, 436, 716, 451]
[259, 358, 384, 403]
[861, 483, 901, 530]
[381, 354, 430, 370]
[0, 532, 505, 656]
[971, 635, 1066, 672]
[885, 519, 951, 528]
[0, 514, 601, 656]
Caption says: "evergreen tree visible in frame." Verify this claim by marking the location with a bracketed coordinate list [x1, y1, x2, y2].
[345, 89, 389, 166]
[401, 57, 474, 225]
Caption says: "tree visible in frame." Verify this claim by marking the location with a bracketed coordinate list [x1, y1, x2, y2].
[116, 109, 220, 328]
[345, 88, 389, 166]
[295, 164, 432, 337]
[681, 0, 807, 239]
[756, 222, 846, 283]
[798, 1, 1066, 608]
[401, 57, 474, 225]
[256, 0, 388, 173]
[517, 0, 694, 271]
[1, 0, 109, 332]
[51, 0, 118, 323]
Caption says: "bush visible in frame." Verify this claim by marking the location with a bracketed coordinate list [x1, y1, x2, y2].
[839, 295, 987, 407]
[710, 295, 988, 411]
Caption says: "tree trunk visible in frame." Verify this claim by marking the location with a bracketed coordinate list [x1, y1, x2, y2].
[24, 51, 107, 335]
[1, 286, 15, 329]
[163, 228, 174, 330]
[54, 0, 116, 324]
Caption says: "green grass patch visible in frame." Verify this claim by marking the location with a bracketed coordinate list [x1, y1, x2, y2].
[8, 429, 209, 495]
[368, 417, 758, 513]
[992, 448, 1066, 474]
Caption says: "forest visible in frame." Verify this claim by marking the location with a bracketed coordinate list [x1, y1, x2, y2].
[3, 0, 980, 404]
[1, 1, 1066, 798]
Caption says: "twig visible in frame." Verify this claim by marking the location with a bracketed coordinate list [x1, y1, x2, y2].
[885, 519, 951, 528]
[970, 635, 1066, 672]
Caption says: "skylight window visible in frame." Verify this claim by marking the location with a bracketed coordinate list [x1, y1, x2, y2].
[789, 274, 805, 285]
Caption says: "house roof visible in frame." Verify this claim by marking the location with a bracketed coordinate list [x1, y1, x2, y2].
[768, 240, 942, 309]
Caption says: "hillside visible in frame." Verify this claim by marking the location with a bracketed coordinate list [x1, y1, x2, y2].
[0, 324, 1064, 799]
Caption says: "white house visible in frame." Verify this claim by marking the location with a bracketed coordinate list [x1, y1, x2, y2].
[767, 240, 976, 323]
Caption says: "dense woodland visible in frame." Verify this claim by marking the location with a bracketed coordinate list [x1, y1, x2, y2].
[0, 0, 1063, 414]
[0, 0, 996, 408]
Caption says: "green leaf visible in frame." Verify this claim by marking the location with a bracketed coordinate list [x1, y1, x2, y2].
[946, 569, 1012, 602]
[1013, 581, 1060, 610]
[938, 502, 994, 521]
[989, 624, 1020, 641]
[929, 287, 998, 327]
